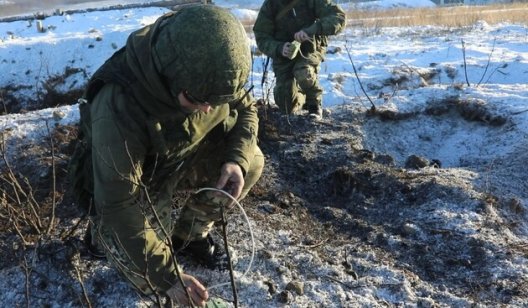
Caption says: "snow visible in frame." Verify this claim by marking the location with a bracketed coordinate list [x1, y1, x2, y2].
[354, 0, 436, 9]
[0, 0, 527, 307]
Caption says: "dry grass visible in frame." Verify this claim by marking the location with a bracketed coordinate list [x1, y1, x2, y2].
[345, 3, 528, 28]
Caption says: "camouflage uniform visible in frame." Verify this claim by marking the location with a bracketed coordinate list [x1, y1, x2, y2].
[253, 0, 346, 114]
[69, 5, 264, 295]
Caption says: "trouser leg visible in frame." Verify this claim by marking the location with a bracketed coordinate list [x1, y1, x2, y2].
[293, 53, 323, 110]
[273, 61, 304, 114]
[173, 142, 264, 241]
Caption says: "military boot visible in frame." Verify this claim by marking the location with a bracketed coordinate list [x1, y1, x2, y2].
[83, 224, 106, 259]
[172, 234, 226, 269]
[307, 105, 323, 120]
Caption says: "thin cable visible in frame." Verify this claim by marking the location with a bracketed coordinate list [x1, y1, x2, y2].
[194, 188, 255, 290]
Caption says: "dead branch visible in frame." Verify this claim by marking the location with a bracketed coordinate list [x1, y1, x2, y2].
[484, 63, 508, 84]
[461, 39, 471, 87]
[22, 255, 31, 308]
[73, 258, 93, 308]
[95, 143, 194, 305]
[0, 133, 44, 236]
[45, 121, 57, 235]
[297, 238, 328, 249]
[96, 229, 166, 306]
[221, 207, 238, 307]
[476, 38, 496, 87]
[344, 43, 376, 112]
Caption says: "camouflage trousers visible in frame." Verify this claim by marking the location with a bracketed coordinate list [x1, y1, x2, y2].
[272, 50, 324, 114]
[171, 139, 264, 241]
[91, 138, 264, 295]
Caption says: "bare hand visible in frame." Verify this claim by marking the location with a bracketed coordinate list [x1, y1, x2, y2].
[294, 30, 310, 42]
[166, 273, 209, 307]
[281, 42, 293, 58]
[215, 162, 244, 201]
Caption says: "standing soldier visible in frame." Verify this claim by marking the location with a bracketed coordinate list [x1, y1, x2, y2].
[69, 5, 264, 307]
[253, 0, 346, 120]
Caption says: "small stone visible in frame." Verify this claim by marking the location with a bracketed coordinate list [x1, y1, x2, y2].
[277, 265, 289, 275]
[277, 290, 291, 303]
[261, 250, 273, 259]
[374, 153, 395, 166]
[53, 110, 66, 121]
[259, 201, 275, 214]
[430, 159, 442, 168]
[263, 280, 277, 295]
[405, 155, 429, 169]
[402, 222, 419, 236]
[509, 197, 524, 214]
[285, 280, 304, 295]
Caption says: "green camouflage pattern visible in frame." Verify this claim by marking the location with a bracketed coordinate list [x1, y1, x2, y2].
[253, 0, 346, 113]
[205, 298, 229, 308]
[273, 49, 324, 113]
[151, 5, 251, 105]
[70, 4, 263, 295]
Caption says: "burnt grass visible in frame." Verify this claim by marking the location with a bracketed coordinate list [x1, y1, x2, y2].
[0, 98, 526, 306]
[251, 104, 526, 304]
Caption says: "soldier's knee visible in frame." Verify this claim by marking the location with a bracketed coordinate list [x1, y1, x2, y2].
[294, 66, 317, 89]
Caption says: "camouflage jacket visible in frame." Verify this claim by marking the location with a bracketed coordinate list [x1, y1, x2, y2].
[253, 0, 346, 61]
[85, 13, 258, 176]
[72, 11, 258, 291]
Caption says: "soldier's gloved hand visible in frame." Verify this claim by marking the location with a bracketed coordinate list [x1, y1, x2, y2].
[281, 42, 293, 58]
[215, 162, 244, 205]
[166, 273, 209, 307]
[294, 30, 310, 42]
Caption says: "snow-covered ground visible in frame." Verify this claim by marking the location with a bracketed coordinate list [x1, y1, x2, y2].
[0, 0, 527, 307]
[1, 0, 526, 165]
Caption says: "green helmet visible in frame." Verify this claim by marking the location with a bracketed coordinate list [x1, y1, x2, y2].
[153, 5, 251, 105]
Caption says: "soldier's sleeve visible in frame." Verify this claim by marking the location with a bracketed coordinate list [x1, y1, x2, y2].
[224, 92, 259, 175]
[91, 84, 179, 293]
[253, 0, 285, 59]
[303, 0, 347, 37]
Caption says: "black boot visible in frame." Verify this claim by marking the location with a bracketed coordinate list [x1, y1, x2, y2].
[172, 234, 226, 269]
[307, 105, 323, 120]
[84, 225, 106, 259]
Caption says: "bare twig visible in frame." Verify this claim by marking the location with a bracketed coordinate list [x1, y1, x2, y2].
[297, 238, 328, 249]
[0, 133, 44, 236]
[99, 143, 194, 305]
[221, 207, 238, 307]
[344, 43, 376, 111]
[484, 63, 508, 84]
[399, 60, 426, 80]
[59, 215, 86, 241]
[46, 121, 56, 235]
[96, 229, 165, 306]
[461, 39, 471, 87]
[22, 255, 31, 308]
[476, 38, 496, 87]
[73, 259, 93, 308]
